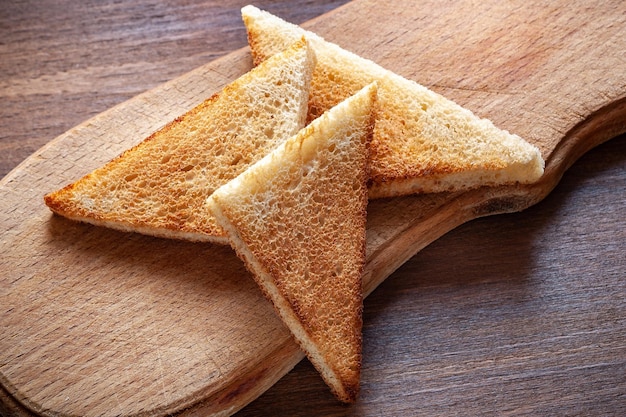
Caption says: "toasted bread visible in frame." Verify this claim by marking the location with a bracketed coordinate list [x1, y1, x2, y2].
[44, 39, 315, 244]
[206, 83, 377, 402]
[242, 5, 545, 198]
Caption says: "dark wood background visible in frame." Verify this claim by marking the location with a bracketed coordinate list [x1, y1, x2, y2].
[1, 1, 624, 416]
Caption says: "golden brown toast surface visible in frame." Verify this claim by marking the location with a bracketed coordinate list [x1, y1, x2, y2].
[207, 83, 377, 402]
[44, 39, 315, 243]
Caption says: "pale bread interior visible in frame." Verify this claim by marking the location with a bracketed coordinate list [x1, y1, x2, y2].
[242, 5, 545, 198]
[207, 83, 377, 402]
[44, 39, 315, 244]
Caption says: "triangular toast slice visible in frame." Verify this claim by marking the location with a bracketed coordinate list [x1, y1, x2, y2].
[206, 83, 377, 402]
[242, 5, 545, 198]
[44, 39, 315, 244]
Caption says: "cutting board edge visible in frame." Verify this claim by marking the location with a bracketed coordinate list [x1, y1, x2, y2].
[175, 341, 305, 417]
[0, 383, 33, 417]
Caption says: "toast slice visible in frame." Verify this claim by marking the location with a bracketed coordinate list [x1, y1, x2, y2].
[44, 39, 315, 244]
[206, 83, 377, 402]
[242, 5, 545, 198]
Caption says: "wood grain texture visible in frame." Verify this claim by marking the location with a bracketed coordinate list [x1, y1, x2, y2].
[0, 0, 349, 180]
[1, 0, 624, 416]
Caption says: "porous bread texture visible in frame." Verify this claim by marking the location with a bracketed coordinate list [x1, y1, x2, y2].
[242, 5, 545, 198]
[44, 39, 315, 244]
[207, 83, 377, 403]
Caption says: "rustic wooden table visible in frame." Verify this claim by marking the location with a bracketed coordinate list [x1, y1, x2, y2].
[1, 1, 624, 416]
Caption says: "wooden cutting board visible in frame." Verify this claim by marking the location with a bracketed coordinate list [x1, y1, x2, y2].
[1, 0, 625, 415]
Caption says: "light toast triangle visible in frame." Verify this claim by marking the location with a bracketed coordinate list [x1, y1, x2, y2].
[44, 39, 315, 244]
[206, 83, 377, 402]
[242, 5, 545, 199]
